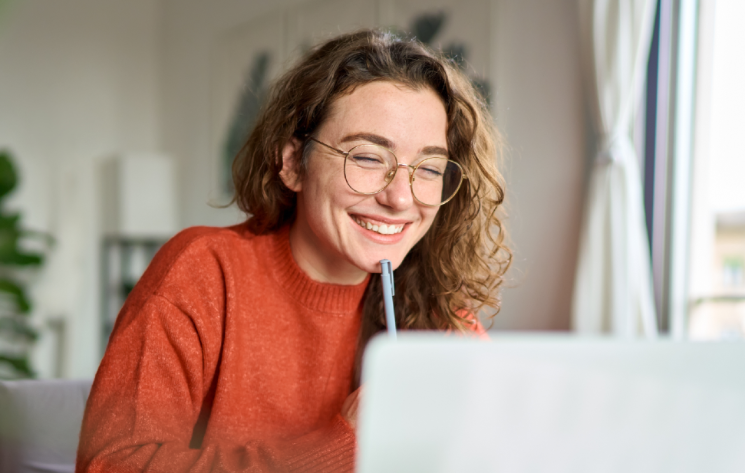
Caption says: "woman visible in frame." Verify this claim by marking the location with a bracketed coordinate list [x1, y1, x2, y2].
[76, 29, 510, 473]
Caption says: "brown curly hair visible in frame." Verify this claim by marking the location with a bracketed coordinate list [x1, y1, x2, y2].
[232, 29, 511, 386]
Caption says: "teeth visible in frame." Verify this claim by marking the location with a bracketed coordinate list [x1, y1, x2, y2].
[354, 217, 404, 235]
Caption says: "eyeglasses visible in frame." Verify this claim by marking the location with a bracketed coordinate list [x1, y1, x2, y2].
[309, 138, 467, 207]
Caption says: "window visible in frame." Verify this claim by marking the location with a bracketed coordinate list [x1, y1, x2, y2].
[687, 0, 745, 340]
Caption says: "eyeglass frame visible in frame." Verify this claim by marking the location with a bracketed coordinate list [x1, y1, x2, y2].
[307, 137, 468, 207]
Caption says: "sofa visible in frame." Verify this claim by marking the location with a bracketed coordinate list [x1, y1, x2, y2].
[0, 379, 92, 473]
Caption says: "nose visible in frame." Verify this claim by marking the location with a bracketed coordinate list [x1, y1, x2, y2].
[376, 164, 414, 211]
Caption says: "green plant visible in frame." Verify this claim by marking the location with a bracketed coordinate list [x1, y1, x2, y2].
[0, 149, 52, 379]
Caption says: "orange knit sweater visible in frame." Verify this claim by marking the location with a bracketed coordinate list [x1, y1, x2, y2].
[77, 225, 370, 473]
[76, 224, 485, 473]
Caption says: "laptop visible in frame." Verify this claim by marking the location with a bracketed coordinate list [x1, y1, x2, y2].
[357, 334, 745, 473]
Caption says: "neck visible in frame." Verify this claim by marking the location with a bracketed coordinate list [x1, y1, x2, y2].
[288, 217, 368, 285]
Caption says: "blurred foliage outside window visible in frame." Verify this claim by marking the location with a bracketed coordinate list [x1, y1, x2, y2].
[687, 0, 745, 340]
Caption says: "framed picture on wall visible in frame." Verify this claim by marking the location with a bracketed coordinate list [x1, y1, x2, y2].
[210, 11, 285, 199]
[382, 0, 493, 106]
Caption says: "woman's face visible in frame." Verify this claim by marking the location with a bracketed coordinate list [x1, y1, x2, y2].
[282, 81, 448, 284]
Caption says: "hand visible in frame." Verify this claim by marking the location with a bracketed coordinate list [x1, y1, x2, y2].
[341, 387, 362, 431]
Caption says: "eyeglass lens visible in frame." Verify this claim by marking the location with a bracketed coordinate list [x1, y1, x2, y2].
[342, 144, 463, 206]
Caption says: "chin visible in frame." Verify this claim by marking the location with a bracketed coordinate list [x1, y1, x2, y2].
[353, 252, 406, 274]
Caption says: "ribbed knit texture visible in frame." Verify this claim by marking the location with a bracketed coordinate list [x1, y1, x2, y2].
[76, 225, 369, 473]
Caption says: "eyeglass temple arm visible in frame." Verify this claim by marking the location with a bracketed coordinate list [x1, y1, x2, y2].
[308, 137, 348, 156]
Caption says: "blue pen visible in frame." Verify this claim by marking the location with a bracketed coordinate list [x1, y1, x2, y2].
[380, 259, 397, 340]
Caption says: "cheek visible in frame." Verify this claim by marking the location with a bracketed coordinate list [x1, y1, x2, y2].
[302, 166, 358, 220]
[420, 207, 440, 229]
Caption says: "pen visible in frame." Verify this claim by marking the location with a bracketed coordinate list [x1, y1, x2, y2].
[380, 259, 397, 340]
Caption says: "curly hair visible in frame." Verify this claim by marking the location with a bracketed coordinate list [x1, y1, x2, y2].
[232, 29, 511, 385]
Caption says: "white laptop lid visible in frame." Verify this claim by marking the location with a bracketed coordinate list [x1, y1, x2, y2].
[357, 334, 745, 473]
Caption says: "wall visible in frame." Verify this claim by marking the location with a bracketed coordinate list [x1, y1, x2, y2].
[0, 0, 163, 377]
[490, 0, 585, 330]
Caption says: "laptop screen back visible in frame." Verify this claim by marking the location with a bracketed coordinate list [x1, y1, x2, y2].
[357, 335, 745, 473]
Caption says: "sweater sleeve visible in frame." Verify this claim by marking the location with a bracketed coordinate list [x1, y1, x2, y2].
[458, 310, 489, 339]
[76, 230, 356, 473]
[76, 294, 355, 473]
[470, 318, 489, 339]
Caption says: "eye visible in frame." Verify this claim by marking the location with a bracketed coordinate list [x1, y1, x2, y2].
[350, 153, 387, 168]
[415, 165, 444, 180]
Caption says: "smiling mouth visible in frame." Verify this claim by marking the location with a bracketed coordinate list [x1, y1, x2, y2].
[352, 216, 405, 235]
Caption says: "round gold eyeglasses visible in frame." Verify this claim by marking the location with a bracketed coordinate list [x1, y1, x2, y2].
[309, 138, 467, 207]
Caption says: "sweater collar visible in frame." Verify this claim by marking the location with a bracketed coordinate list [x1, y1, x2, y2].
[268, 225, 370, 314]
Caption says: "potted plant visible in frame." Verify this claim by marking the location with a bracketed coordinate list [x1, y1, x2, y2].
[0, 150, 52, 379]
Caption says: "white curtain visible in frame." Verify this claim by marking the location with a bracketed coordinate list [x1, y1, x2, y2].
[572, 0, 658, 337]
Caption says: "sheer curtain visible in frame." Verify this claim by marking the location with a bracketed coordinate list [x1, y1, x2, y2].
[572, 0, 658, 337]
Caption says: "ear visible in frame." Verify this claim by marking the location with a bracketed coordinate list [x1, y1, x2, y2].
[279, 138, 303, 192]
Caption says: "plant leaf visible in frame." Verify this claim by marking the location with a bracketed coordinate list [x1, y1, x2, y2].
[0, 315, 39, 340]
[0, 354, 35, 379]
[0, 150, 18, 200]
[20, 228, 55, 247]
[0, 278, 32, 313]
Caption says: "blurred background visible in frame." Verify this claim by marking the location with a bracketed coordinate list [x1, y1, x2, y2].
[0, 0, 742, 380]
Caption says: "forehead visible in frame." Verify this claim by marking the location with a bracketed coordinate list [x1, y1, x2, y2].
[319, 81, 448, 151]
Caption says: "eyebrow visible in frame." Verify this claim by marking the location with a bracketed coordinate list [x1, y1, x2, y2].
[421, 145, 449, 157]
[339, 133, 449, 157]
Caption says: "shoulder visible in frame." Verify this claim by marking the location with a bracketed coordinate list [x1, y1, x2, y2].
[111, 224, 265, 335]
[129, 224, 260, 303]
[153, 224, 259, 272]
[155, 224, 255, 263]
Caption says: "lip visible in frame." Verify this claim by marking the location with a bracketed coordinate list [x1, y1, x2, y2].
[349, 214, 409, 243]
[349, 213, 412, 226]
